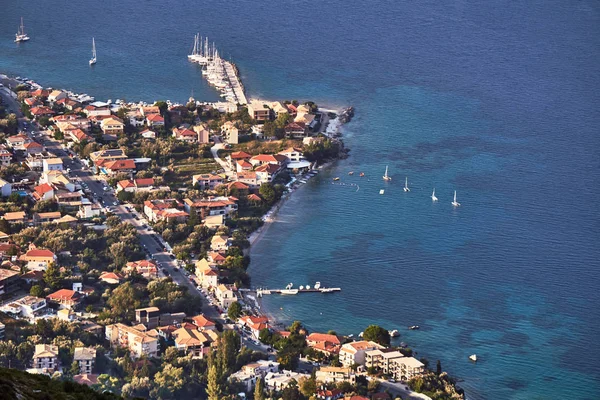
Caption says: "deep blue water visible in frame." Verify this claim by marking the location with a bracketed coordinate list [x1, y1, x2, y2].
[2, 1, 599, 399]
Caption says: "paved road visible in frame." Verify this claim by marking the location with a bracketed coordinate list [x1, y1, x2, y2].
[378, 380, 432, 400]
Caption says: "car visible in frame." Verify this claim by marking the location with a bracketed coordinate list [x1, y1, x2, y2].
[169, 254, 175, 260]
[113, 201, 118, 206]
[103, 187, 110, 191]
[389, 379, 395, 383]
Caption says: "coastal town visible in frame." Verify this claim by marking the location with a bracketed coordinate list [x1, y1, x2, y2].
[0, 67, 462, 400]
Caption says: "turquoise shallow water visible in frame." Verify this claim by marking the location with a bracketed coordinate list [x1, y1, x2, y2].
[2, 1, 599, 398]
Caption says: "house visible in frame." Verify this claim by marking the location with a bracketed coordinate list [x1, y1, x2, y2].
[124, 260, 158, 280]
[173, 327, 213, 358]
[14, 296, 47, 318]
[238, 316, 269, 340]
[144, 199, 188, 223]
[236, 171, 259, 188]
[270, 102, 289, 116]
[48, 90, 67, 103]
[215, 284, 236, 310]
[97, 159, 136, 175]
[73, 347, 96, 375]
[204, 214, 225, 228]
[29, 106, 55, 118]
[315, 366, 355, 384]
[116, 180, 136, 193]
[264, 371, 310, 391]
[32, 344, 59, 371]
[227, 181, 249, 193]
[140, 129, 156, 139]
[207, 252, 226, 265]
[47, 289, 83, 309]
[278, 147, 305, 163]
[365, 348, 424, 381]
[192, 174, 224, 190]
[339, 341, 384, 367]
[53, 115, 91, 131]
[190, 314, 217, 331]
[90, 149, 127, 162]
[146, 113, 165, 127]
[100, 117, 125, 135]
[235, 159, 253, 173]
[127, 110, 146, 127]
[284, 122, 308, 138]
[211, 235, 230, 251]
[193, 125, 210, 144]
[229, 360, 280, 392]
[172, 127, 197, 143]
[140, 106, 161, 116]
[23, 141, 44, 155]
[78, 201, 102, 219]
[30, 89, 50, 98]
[0, 178, 12, 198]
[221, 123, 239, 144]
[316, 388, 344, 400]
[183, 197, 238, 218]
[116, 178, 155, 193]
[195, 259, 219, 288]
[67, 129, 93, 143]
[20, 247, 56, 271]
[84, 105, 111, 117]
[247, 100, 271, 121]
[105, 323, 159, 358]
[2, 211, 27, 224]
[33, 211, 62, 224]
[0, 269, 21, 299]
[31, 183, 54, 202]
[249, 154, 287, 167]
[73, 374, 99, 387]
[0, 146, 12, 167]
[133, 306, 160, 329]
[306, 333, 342, 355]
[56, 308, 76, 322]
[6, 134, 32, 149]
[99, 272, 123, 285]
[0, 230, 10, 243]
[247, 194, 262, 203]
[255, 163, 282, 184]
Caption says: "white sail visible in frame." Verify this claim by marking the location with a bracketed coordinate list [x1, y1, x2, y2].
[452, 190, 461, 207]
[15, 17, 30, 42]
[89, 38, 97, 65]
[403, 176, 410, 192]
[431, 188, 438, 201]
[383, 165, 392, 181]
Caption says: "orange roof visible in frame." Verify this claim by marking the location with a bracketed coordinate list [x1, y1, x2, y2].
[135, 178, 154, 186]
[104, 159, 135, 170]
[99, 272, 123, 281]
[34, 183, 54, 195]
[230, 151, 252, 159]
[118, 180, 135, 189]
[255, 163, 280, 174]
[47, 289, 82, 302]
[25, 249, 55, 258]
[247, 194, 262, 202]
[227, 181, 249, 190]
[147, 114, 164, 122]
[191, 315, 216, 328]
[307, 332, 341, 345]
[23, 141, 43, 149]
[251, 154, 287, 163]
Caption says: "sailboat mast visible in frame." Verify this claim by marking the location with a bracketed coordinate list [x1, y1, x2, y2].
[20, 17, 24, 35]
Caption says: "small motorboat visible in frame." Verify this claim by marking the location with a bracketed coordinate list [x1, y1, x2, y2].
[333, 177, 340, 181]
[359, 172, 365, 177]
[358, 331, 364, 338]
[379, 189, 385, 195]
[348, 171, 354, 175]
[469, 354, 477, 362]
[348, 334, 354, 338]
[409, 325, 420, 330]
[389, 329, 400, 337]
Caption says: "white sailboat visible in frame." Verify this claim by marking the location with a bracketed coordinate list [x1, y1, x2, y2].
[383, 166, 392, 181]
[89, 38, 97, 65]
[452, 190, 461, 207]
[431, 188, 438, 202]
[15, 17, 30, 43]
[403, 177, 410, 192]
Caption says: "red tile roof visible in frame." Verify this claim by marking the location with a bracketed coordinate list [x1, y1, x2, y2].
[104, 159, 136, 170]
[25, 249, 55, 258]
[147, 114, 164, 122]
[191, 315, 216, 328]
[47, 289, 82, 302]
[34, 183, 54, 195]
[30, 106, 55, 116]
[227, 181, 249, 190]
[255, 163, 280, 174]
[307, 333, 341, 345]
[135, 178, 154, 187]
[230, 151, 252, 160]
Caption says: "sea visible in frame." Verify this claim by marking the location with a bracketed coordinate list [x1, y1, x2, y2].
[1, 1, 599, 399]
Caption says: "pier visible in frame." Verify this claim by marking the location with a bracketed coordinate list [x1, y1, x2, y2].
[242, 282, 341, 297]
[187, 34, 247, 105]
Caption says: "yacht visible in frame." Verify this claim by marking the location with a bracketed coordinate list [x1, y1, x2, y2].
[469, 354, 477, 362]
[389, 329, 400, 337]
[15, 17, 30, 42]
[408, 325, 420, 330]
[403, 177, 410, 192]
[383, 166, 392, 181]
[89, 38, 97, 65]
[431, 188, 438, 202]
[333, 177, 340, 181]
[452, 190, 461, 207]
[379, 189, 385, 195]
[314, 281, 321, 290]
[359, 172, 365, 177]
[280, 289, 299, 295]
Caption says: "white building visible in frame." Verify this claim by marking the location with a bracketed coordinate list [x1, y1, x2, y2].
[264, 370, 309, 391]
[73, 347, 96, 375]
[42, 158, 63, 173]
[229, 360, 280, 392]
[339, 341, 384, 367]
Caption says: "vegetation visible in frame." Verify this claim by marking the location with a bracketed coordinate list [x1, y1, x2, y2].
[363, 325, 391, 346]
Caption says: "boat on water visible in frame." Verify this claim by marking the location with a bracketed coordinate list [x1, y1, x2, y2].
[89, 38, 97, 65]
[389, 329, 400, 337]
[348, 171, 354, 175]
[452, 190, 461, 207]
[333, 177, 340, 181]
[431, 188, 438, 202]
[469, 354, 477, 362]
[280, 289, 299, 295]
[403, 177, 410, 192]
[314, 281, 321, 290]
[15, 17, 30, 42]
[383, 166, 392, 181]
[408, 325, 420, 330]
[358, 332, 364, 338]
[359, 172, 365, 177]
[379, 189, 385, 195]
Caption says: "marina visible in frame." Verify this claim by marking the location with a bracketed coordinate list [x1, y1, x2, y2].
[252, 282, 341, 297]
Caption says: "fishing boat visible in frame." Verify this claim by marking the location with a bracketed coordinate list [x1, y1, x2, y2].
[408, 325, 420, 330]
[15, 17, 30, 43]
[359, 172, 365, 177]
[452, 190, 461, 207]
[403, 177, 410, 192]
[89, 38, 97, 65]
[469, 354, 477, 362]
[333, 177, 340, 181]
[431, 188, 438, 202]
[383, 166, 392, 181]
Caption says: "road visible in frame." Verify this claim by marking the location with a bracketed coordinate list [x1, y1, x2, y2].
[378, 380, 432, 400]
[210, 136, 233, 178]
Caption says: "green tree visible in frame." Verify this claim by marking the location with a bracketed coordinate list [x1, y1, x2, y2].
[254, 377, 265, 400]
[363, 324, 390, 346]
[107, 282, 141, 322]
[259, 183, 276, 204]
[30, 284, 45, 298]
[43, 263, 61, 290]
[227, 301, 242, 320]
[299, 376, 316, 398]
[69, 360, 81, 377]
[436, 359, 442, 375]
[206, 364, 222, 400]
[151, 364, 185, 400]
[281, 381, 302, 400]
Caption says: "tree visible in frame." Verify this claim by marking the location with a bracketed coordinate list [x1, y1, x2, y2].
[206, 364, 222, 400]
[281, 381, 302, 400]
[259, 183, 276, 204]
[436, 359, 442, 375]
[151, 364, 185, 400]
[254, 377, 265, 400]
[299, 376, 316, 398]
[43, 263, 61, 290]
[69, 360, 81, 376]
[227, 301, 242, 320]
[107, 282, 141, 322]
[363, 325, 390, 346]
[30, 284, 45, 298]
[367, 379, 380, 392]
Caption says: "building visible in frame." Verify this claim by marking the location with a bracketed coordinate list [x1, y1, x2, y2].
[306, 333, 342, 355]
[215, 284, 236, 310]
[14, 296, 47, 318]
[173, 327, 213, 358]
[105, 323, 159, 358]
[99, 272, 123, 285]
[32, 344, 59, 371]
[2, 211, 27, 224]
[247, 100, 271, 121]
[339, 341, 384, 367]
[211, 235, 230, 251]
[193, 125, 211, 144]
[96, 159, 136, 175]
[249, 154, 287, 167]
[0, 269, 21, 299]
[90, 149, 127, 162]
[315, 366, 355, 384]
[48, 90, 67, 103]
[238, 316, 269, 340]
[124, 260, 158, 280]
[255, 163, 283, 184]
[278, 147, 305, 163]
[184, 197, 238, 219]
[316, 388, 344, 400]
[284, 122, 308, 138]
[192, 174, 224, 190]
[46, 289, 83, 309]
[20, 248, 56, 271]
[229, 360, 280, 392]
[56, 308, 76, 322]
[73, 347, 96, 375]
[172, 127, 197, 143]
[100, 117, 125, 135]
[195, 259, 219, 288]
[190, 314, 217, 331]
[140, 129, 156, 139]
[146, 113, 165, 127]
[264, 371, 309, 391]
[144, 199, 188, 223]
[135, 307, 160, 329]
[0, 146, 12, 167]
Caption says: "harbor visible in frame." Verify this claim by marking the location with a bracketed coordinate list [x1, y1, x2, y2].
[187, 34, 247, 105]
[241, 282, 341, 297]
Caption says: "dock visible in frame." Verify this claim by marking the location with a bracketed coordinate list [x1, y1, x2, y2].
[251, 282, 341, 297]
